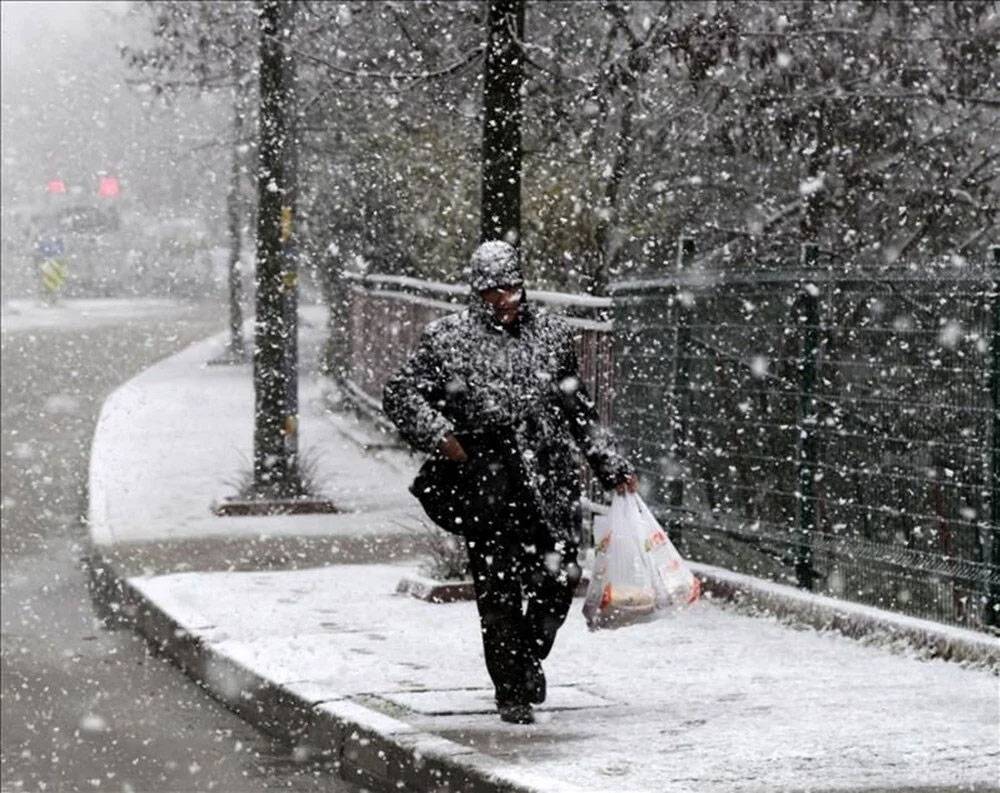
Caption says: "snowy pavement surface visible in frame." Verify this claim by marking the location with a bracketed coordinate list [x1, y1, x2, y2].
[88, 309, 1000, 792]
[88, 306, 418, 547]
[1, 298, 194, 333]
[131, 563, 999, 793]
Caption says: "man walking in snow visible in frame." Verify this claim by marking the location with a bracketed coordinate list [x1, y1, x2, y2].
[383, 240, 637, 724]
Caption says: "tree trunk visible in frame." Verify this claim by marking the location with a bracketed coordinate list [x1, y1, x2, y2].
[592, 71, 637, 295]
[225, 79, 247, 358]
[252, 0, 302, 497]
[480, 0, 524, 245]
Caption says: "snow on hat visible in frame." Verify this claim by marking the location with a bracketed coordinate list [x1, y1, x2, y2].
[467, 241, 523, 292]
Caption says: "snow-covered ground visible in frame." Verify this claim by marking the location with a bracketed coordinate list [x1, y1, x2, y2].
[88, 309, 1000, 792]
[88, 307, 418, 546]
[133, 563, 999, 793]
[1, 298, 194, 334]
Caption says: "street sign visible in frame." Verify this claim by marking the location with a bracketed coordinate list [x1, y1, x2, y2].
[39, 258, 67, 294]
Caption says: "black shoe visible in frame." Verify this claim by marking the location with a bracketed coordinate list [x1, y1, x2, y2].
[498, 703, 534, 724]
[528, 666, 546, 704]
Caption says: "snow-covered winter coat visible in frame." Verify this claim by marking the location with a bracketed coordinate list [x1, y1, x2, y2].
[382, 254, 633, 546]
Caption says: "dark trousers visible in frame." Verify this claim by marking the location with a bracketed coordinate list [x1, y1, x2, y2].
[450, 429, 580, 706]
[465, 517, 579, 707]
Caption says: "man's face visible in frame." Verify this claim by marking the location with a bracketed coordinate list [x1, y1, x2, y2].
[480, 284, 524, 326]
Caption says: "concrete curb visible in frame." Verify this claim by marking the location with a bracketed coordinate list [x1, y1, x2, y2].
[396, 574, 476, 603]
[87, 549, 586, 793]
[396, 575, 591, 604]
[692, 562, 1000, 671]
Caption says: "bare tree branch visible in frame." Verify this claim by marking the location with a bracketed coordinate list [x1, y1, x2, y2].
[737, 28, 998, 44]
[293, 44, 484, 84]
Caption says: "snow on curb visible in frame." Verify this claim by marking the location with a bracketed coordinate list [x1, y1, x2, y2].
[396, 574, 476, 603]
[693, 562, 1000, 670]
[103, 567, 588, 793]
[85, 315, 421, 548]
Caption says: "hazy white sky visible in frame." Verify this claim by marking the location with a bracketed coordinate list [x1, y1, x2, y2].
[3, 2, 137, 201]
[2, 1, 126, 70]
[1, 1, 228, 217]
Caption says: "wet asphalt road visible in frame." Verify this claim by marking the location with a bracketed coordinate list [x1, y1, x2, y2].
[1, 301, 359, 793]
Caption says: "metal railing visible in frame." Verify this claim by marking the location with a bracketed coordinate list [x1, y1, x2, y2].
[339, 272, 615, 426]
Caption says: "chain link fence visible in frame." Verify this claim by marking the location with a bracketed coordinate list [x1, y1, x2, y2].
[612, 244, 999, 630]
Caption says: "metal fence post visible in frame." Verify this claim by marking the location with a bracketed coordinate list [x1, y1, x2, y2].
[320, 251, 349, 381]
[987, 245, 1000, 627]
[796, 243, 820, 590]
[667, 236, 695, 546]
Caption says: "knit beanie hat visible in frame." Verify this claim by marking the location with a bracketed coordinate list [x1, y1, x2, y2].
[467, 241, 523, 292]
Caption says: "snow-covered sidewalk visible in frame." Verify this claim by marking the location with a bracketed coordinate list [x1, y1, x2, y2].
[87, 309, 1000, 793]
[88, 306, 419, 550]
[130, 563, 998, 793]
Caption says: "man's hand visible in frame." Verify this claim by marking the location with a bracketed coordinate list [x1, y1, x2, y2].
[439, 432, 469, 463]
[615, 473, 639, 495]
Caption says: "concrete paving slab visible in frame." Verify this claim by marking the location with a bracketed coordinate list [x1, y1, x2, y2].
[377, 685, 612, 715]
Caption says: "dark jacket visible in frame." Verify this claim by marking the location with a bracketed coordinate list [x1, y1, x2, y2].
[382, 298, 633, 545]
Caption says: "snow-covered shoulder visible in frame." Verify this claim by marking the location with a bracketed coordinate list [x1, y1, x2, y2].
[423, 309, 470, 339]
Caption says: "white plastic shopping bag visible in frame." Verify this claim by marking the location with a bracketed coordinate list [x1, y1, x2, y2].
[583, 493, 700, 630]
[634, 496, 701, 609]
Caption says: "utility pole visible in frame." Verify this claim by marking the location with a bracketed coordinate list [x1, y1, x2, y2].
[480, 0, 524, 245]
[252, 0, 302, 498]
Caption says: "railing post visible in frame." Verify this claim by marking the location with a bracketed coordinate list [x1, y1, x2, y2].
[796, 242, 820, 590]
[987, 245, 1000, 627]
[667, 236, 695, 546]
[320, 250, 350, 381]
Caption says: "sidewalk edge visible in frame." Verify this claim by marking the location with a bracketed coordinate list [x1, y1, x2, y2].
[85, 330, 229, 548]
[691, 562, 1000, 670]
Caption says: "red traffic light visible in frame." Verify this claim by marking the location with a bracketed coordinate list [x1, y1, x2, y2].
[46, 179, 67, 194]
[98, 176, 120, 197]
